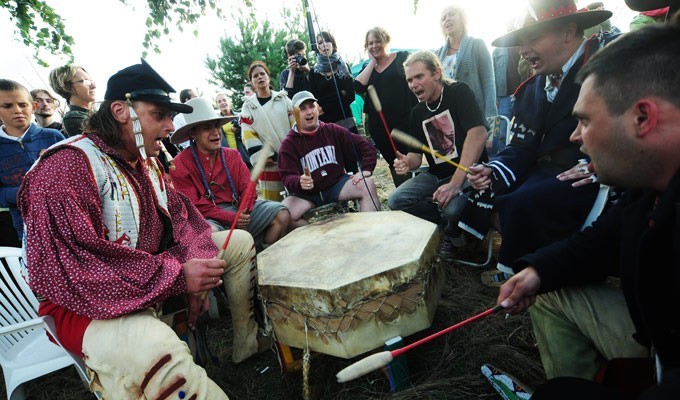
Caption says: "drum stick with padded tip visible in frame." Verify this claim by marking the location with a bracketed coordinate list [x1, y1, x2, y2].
[366, 85, 399, 157]
[336, 305, 503, 383]
[391, 129, 470, 174]
[293, 107, 311, 176]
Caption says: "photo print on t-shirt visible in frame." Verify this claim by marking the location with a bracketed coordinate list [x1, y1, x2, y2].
[422, 110, 458, 164]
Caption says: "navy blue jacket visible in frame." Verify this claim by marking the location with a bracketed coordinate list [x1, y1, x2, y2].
[0, 123, 64, 238]
[518, 167, 680, 397]
[488, 33, 619, 192]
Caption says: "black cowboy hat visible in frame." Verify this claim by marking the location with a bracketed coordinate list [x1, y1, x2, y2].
[492, 0, 612, 47]
[625, 0, 678, 11]
[105, 59, 192, 114]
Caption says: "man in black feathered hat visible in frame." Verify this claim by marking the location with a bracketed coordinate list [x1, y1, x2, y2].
[19, 59, 262, 399]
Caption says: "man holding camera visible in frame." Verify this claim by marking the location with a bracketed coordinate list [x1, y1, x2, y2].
[280, 39, 311, 99]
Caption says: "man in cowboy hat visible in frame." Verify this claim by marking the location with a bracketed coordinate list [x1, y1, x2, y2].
[499, 23, 680, 398]
[19, 59, 260, 399]
[464, 0, 648, 380]
[279, 91, 379, 228]
[170, 97, 290, 250]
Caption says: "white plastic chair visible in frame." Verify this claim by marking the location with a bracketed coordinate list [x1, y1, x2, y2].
[0, 246, 100, 400]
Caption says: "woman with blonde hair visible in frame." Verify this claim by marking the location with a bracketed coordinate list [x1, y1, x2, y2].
[434, 5, 497, 121]
[354, 26, 417, 187]
[49, 65, 96, 136]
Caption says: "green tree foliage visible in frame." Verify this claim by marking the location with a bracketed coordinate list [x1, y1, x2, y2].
[205, 6, 309, 110]
[2, 0, 244, 66]
[2, 0, 75, 67]
[140, 0, 244, 57]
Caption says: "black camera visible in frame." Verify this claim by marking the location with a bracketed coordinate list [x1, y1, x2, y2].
[294, 54, 307, 66]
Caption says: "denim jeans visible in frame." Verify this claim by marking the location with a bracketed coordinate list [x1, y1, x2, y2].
[387, 171, 469, 237]
[490, 95, 514, 156]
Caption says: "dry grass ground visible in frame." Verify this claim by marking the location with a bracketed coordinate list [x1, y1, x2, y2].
[0, 158, 545, 399]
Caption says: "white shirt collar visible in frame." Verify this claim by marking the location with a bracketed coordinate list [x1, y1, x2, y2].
[0, 124, 30, 141]
[544, 39, 588, 102]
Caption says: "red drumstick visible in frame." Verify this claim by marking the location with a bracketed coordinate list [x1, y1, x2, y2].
[216, 144, 270, 259]
[367, 85, 399, 157]
[336, 305, 504, 383]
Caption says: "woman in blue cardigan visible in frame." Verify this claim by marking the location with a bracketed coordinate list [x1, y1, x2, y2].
[435, 5, 497, 122]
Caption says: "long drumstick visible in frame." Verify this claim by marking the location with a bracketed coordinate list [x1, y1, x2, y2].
[293, 107, 311, 176]
[216, 143, 271, 259]
[367, 85, 399, 157]
[336, 305, 503, 383]
[391, 129, 470, 173]
[199, 146, 270, 301]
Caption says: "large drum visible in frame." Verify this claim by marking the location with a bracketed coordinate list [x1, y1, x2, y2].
[257, 211, 443, 359]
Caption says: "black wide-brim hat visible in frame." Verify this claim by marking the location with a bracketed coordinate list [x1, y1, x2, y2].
[625, 0, 678, 11]
[104, 59, 192, 114]
[492, 0, 612, 47]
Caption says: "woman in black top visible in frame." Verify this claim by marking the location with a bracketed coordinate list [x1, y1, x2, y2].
[354, 27, 417, 187]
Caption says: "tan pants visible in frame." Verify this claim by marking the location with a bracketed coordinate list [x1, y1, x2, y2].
[531, 283, 650, 380]
[82, 230, 258, 399]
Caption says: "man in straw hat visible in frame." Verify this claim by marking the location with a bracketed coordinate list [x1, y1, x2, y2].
[19, 59, 260, 399]
[499, 22, 680, 398]
[170, 97, 290, 250]
[463, 0, 617, 277]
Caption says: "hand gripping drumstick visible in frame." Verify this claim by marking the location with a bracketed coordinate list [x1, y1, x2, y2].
[366, 85, 399, 157]
[336, 305, 503, 383]
[293, 107, 310, 177]
[391, 129, 470, 174]
[200, 145, 271, 301]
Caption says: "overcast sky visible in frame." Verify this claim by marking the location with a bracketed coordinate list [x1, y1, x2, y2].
[2, 0, 636, 107]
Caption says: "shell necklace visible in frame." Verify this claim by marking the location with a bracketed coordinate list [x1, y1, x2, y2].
[425, 86, 444, 113]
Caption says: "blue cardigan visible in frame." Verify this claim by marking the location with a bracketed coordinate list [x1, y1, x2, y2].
[435, 35, 498, 120]
[0, 123, 64, 238]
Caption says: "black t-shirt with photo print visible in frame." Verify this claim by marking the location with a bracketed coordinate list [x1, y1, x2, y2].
[408, 82, 487, 180]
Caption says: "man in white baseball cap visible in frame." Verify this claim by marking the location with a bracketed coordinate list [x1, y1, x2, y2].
[278, 91, 380, 228]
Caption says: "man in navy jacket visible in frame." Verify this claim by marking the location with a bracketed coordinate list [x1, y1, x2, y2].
[500, 24, 680, 399]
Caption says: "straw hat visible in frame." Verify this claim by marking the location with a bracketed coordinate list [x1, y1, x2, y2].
[492, 0, 612, 47]
[170, 97, 232, 144]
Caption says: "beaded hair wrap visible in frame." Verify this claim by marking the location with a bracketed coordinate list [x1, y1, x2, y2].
[125, 93, 146, 160]
[124, 92, 175, 170]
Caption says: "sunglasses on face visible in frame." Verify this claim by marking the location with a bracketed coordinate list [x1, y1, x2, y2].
[71, 79, 95, 87]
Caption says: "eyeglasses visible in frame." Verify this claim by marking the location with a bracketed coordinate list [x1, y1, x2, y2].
[71, 79, 94, 87]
